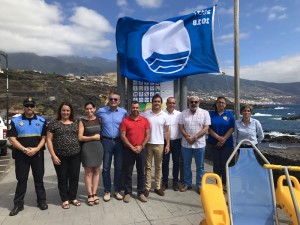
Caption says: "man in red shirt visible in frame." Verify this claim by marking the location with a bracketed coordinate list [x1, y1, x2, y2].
[120, 101, 150, 203]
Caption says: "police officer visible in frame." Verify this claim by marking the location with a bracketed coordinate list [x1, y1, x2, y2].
[8, 97, 48, 216]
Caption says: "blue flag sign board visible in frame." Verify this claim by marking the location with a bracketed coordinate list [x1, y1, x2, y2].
[116, 6, 220, 83]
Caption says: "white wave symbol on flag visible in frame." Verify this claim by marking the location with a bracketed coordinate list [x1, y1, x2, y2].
[142, 20, 191, 74]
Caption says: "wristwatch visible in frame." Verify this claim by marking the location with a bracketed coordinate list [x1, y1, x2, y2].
[22, 147, 28, 153]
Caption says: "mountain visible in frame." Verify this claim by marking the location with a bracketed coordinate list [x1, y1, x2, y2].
[3, 53, 300, 105]
[7, 53, 116, 75]
[187, 74, 300, 104]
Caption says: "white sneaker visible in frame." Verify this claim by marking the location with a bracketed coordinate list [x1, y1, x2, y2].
[103, 192, 111, 202]
[114, 192, 123, 200]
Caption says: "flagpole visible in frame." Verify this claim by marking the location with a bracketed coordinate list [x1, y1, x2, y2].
[117, 53, 126, 108]
[234, 0, 240, 120]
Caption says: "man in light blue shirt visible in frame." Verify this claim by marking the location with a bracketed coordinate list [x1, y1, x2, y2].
[95, 92, 127, 202]
[234, 104, 264, 147]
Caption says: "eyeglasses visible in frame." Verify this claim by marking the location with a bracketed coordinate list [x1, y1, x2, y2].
[24, 105, 35, 108]
[217, 102, 226, 104]
[190, 101, 199, 104]
[109, 98, 119, 102]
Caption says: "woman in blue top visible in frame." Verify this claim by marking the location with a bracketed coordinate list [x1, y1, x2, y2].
[234, 104, 264, 147]
[207, 96, 235, 187]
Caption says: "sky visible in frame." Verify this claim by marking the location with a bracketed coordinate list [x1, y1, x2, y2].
[0, 0, 300, 83]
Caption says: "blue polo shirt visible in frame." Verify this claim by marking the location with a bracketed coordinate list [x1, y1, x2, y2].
[207, 110, 234, 147]
[95, 106, 127, 138]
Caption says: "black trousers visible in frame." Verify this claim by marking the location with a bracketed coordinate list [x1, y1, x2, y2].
[14, 150, 46, 206]
[54, 154, 81, 202]
[123, 147, 146, 195]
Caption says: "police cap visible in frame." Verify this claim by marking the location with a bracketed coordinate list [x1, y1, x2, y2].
[23, 97, 36, 107]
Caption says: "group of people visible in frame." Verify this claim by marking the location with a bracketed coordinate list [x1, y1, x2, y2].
[7, 93, 264, 216]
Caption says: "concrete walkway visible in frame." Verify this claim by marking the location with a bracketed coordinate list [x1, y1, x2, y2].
[0, 149, 292, 225]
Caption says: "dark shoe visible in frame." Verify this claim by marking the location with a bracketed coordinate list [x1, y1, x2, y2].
[196, 188, 201, 195]
[154, 188, 165, 196]
[161, 183, 168, 191]
[173, 183, 179, 191]
[180, 185, 192, 192]
[9, 205, 24, 216]
[144, 189, 150, 197]
[37, 202, 48, 210]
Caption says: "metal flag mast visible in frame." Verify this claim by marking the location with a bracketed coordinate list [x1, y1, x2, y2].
[234, 0, 240, 119]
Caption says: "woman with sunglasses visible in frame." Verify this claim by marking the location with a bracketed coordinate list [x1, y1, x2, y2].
[78, 102, 103, 206]
[207, 96, 234, 189]
[47, 102, 81, 209]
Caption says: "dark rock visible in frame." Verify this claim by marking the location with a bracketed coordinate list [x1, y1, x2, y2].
[282, 115, 300, 120]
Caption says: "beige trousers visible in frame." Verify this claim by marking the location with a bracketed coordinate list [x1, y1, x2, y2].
[145, 144, 164, 190]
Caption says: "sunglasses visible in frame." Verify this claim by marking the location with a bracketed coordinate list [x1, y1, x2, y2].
[24, 105, 35, 108]
[190, 101, 199, 104]
[109, 98, 119, 102]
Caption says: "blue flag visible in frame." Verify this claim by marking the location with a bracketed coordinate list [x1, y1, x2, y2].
[116, 6, 220, 83]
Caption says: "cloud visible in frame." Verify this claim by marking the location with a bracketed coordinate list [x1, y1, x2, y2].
[224, 54, 300, 83]
[178, 5, 207, 15]
[267, 5, 287, 21]
[117, 0, 128, 7]
[0, 0, 114, 56]
[217, 6, 233, 15]
[135, 0, 163, 8]
[216, 32, 250, 45]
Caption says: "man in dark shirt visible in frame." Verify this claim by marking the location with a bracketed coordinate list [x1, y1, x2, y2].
[7, 97, 48, 216]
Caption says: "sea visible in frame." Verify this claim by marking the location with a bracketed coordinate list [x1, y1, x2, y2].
[251, 104, 300, 149]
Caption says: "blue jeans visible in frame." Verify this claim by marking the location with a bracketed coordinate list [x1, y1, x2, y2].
[162, 139, 181, 185]
[101, 139, 123, 193]
[181, 146, 205, 189]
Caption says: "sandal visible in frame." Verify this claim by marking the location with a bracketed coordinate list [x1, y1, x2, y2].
[93, 194, 100, 205]
[87, 195, 94, 206]
[62, 201, 70, 209]
[70, 199, 81, 206]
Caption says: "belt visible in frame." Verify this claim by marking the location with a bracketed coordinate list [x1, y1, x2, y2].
[102, 136, 120, 141]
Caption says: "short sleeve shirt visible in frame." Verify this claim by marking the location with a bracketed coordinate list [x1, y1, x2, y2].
[47, 119, 81, 156]
[164, 109, 182, 140]
[142, 109, 170, 144]
[7, 114, 47, 149]
[120, 115, 150, 147]
[207, 110, 235, 147]
[179, 108, 211, 148]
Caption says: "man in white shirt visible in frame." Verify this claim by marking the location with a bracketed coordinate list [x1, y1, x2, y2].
[142, 94, 170, 197]
[161, 97, 181, 191]
[179, 96, 211, 194]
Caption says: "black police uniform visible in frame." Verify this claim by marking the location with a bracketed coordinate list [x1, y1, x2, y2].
[7, 114, 47, 207]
